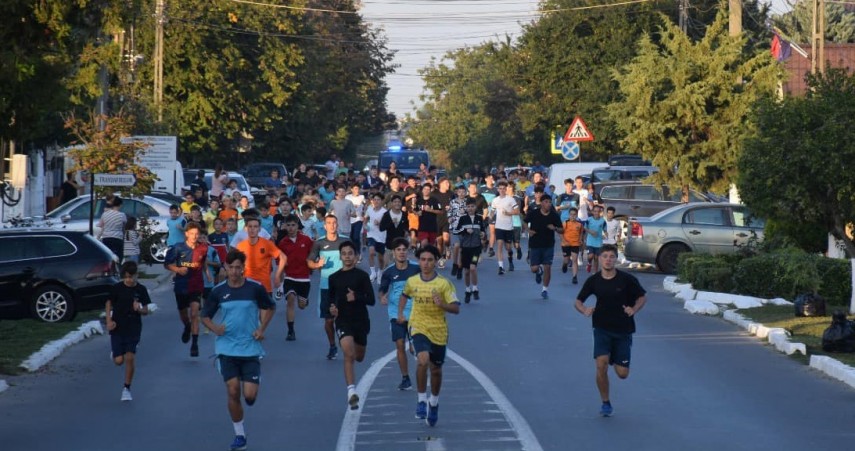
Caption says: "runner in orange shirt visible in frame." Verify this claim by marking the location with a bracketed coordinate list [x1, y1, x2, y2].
[235, 217, 286, 295]
[561, 207, 585, 284]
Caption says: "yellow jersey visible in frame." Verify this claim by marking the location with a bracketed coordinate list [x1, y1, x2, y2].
[402, 273, 459, 345]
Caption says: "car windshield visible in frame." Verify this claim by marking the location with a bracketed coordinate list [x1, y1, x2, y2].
[379, 152, 428, 169]
[246, 165, 279, 177]
[206, 174, 249, 190]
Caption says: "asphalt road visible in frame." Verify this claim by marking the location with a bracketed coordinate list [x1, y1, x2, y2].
[2, 252, 855, 451]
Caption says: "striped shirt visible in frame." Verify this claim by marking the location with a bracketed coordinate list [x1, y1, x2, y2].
[99, 209, 127, 240]
[123, 230, 141, 257]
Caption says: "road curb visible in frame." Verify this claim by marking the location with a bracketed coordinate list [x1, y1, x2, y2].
[662, 276, 855, 389]
[0, 379, 8, 394]
[19, 320, 104, 373]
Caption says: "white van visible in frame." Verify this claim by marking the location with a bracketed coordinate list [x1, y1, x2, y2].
[546, 162, 607, 188]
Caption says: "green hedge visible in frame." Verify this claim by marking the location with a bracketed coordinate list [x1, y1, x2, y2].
[676, 249, 851, 304]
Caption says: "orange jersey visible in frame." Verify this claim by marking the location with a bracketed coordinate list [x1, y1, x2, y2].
[561, 220, 584, 247]
[218, 208, 239, 222]
[236, 237, 281, 292]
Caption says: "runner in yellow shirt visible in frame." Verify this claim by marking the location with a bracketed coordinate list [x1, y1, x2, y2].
[398, 245, 460, 427]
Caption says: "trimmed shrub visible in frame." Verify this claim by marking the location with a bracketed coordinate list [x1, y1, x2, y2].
[734, 250, 820, 300]
[677, 253, 713, 283]
[815, 257, 852, 305]
[694, 265, 734, 293]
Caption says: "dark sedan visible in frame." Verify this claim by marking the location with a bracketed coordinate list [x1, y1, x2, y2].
[0, 230, 119, 322]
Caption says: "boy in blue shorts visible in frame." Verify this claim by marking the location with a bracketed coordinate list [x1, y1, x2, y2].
[379, 238, 420, 390]
[585, 205, 607, 273]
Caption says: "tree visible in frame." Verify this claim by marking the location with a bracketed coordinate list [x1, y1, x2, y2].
[774, 1, 855, 44]
[64, 111, 157, 198]
[608, 9, 780, 194]
[738, 68, 855, 256]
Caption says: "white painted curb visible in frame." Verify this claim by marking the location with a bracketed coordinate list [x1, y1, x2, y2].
[810, 356, 855, 389]
[695, 291, 764, 308]
[721, 309, 807, 356]
[0, 379, 8, 394]
[684, 300, 720, 315]
[19, 320, 104, 372]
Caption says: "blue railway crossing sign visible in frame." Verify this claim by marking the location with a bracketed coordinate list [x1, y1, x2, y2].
[561, 140, 580, 161]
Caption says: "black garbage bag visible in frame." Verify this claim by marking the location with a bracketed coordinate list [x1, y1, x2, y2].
[821, 311, 855, 353]
[794, 293, 826, 317]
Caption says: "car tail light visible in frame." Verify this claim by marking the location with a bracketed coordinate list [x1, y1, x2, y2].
[86, 261, 115, 279]
[630, 222, 644, 238]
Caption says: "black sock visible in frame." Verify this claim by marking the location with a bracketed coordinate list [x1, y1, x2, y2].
[124, 383, 131, 390]
[287, 321, 294, 332]
[603, 400, 611, 405]
[192, 334, 198, 345]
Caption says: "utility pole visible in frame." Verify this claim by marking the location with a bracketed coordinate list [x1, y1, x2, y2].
[811, 0, 826, 74]
[728, 0, 742, 37]
[679, 0, 689, 34]
[153, 0, 164, 122]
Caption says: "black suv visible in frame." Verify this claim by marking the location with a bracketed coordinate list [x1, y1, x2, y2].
[0, 230, 119, 322]
[596, 181, 713, 219]
[241, 163, 288, 188]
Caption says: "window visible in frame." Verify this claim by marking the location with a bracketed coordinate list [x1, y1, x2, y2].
[601, 186, 631, 200]
[632, 186, 663, 201]
[39, 236, 76, 258]
[732, 207, 765, 228]
[0, 237, 44, 262]
[66, 200, 106, 221]
[667, 189, 706, 203]
[686, 208, 727, 226]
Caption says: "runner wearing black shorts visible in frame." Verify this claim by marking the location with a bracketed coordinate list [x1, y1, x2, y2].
[277, 215, 313, 341]
[575, 244, 646, 418]
[328, 241, 376, 410]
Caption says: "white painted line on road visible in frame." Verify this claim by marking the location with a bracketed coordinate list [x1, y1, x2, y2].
[336, 350, 397, 451]
[425, 437, 446, 450]
[448, 350, 545, 451]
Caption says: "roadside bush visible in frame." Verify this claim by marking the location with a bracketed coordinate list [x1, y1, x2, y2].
[815, 257, 852, 305]
[734, 249, 820, 300]
[693, 265, 734, 293]
[677, 253, 713, 283]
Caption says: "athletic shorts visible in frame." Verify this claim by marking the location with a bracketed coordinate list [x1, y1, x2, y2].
[283, 279, 310, 307]
[588, 246, 602, 256]
[593, 328, 633, 368]
[366, 238, 386, 254]
[110, 334, 140, 356]
[513, 227, 522, 243]
[411, 333, 446, 367]
[390, 319, 408, 342]
[437, 218, 450, 234]
[529, 247, 555, 266]
[561, 246, 580, 256]
[417, 231, 438, 243]
[449, 233, 461, 247]
[494, 228, 514, 242]
[336, 319, 370, 347]
[319, 288, 334, 319]
[460, 247, 482, 268]
[175, 292, 202, 310]
[202, 287, 212, 306]
[217, 355, 261, 383]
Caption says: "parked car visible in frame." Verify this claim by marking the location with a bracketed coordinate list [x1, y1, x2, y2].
[21, 195, 173, 263]
[0, 230, 119, 322]
[607, 154, 651, 166]
[596, 181, 715, 219]
[202, 171, 256, 208]
[591, 165, 659, 183]
[624, 203, 765, 274]
[241, 162, 289, 188]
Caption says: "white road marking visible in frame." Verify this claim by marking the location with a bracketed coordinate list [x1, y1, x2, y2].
[447, 350, 544, 451]
[335, 349, 544, 451]
[336, 350, 396, 451]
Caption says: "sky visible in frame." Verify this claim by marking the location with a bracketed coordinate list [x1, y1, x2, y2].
[360, 0, 794, 120]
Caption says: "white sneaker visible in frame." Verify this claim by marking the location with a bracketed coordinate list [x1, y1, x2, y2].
[121, 388, 132, 402]
[438, 258, 446, 269]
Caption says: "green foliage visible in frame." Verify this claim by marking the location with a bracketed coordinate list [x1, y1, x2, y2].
[608, 7, 780, 194]
[733, 250, 819, 300]
[814, 256, 852, 305]
[677, 253, 736, 292]
[774, 1, 855, 44]
[763, 218, 827, 254]
[738, 68, 855, 256]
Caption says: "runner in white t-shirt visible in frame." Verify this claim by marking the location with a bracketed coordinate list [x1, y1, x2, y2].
[572, 176, 590, 264]
[364, 192, 388, 282]
[490, 181, 519, 275]
[603, 206, 622, 246]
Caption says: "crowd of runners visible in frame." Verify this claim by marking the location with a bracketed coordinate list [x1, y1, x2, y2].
[104, 156, 645, 451]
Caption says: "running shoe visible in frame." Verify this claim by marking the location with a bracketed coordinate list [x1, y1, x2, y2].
[230, 435, 247, 451]
[427, 403, 439, 426]
[561, 263, 568, 273]
[121, 388, 132, 402]
[286, 330, 296, 341]
[181, 323, 190, 343]
[398, 376, 412, 391]
[516, 247, 522, 260]
[535, 267, 543, 284]
[600, 402, 613, 417]
[473, 290, 480, 300]
[438, 258, 446, 269]
[190, 343, 199, 357]
[464, 291, 471, 304]
[488, 247, 495, 257]
[327, 346, 338, 360]
[498, 267, 505, 276]
[541, 290, 549, 300]
[415, 401, 428, 419]
[456, 269, 463, 280]
[274, 288, 283, 300]
[348, 393, 360, 410]
[572, 276, 578, 284]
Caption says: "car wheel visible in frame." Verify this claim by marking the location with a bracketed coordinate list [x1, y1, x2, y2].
[656, 243, 689, 274]
[148, 233, 168, 263]
[31, 285, 76, 323]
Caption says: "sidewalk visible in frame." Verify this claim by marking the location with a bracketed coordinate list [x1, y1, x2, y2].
[138, 262, 173, 292]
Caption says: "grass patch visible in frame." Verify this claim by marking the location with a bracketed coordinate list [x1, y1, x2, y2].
[737, 304, 855, 367]
[0, 311, 103, 375]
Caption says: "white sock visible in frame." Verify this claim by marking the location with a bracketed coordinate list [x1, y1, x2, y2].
[472, 285, 478, 291]
[347, 384, 356, 398]
[465, 286, 471, 293]
[418, 392, 428, 403]
[233, 421, 245, 436]
[429, 395, 439, 406]
[542, 285, 548, 291]
[498, 261, 504, 269]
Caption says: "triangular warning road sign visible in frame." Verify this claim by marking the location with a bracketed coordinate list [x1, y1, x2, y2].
[563, 116, 594, 142]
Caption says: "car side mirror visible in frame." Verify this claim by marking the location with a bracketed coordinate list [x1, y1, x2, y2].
[61, 214, 71, 223]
